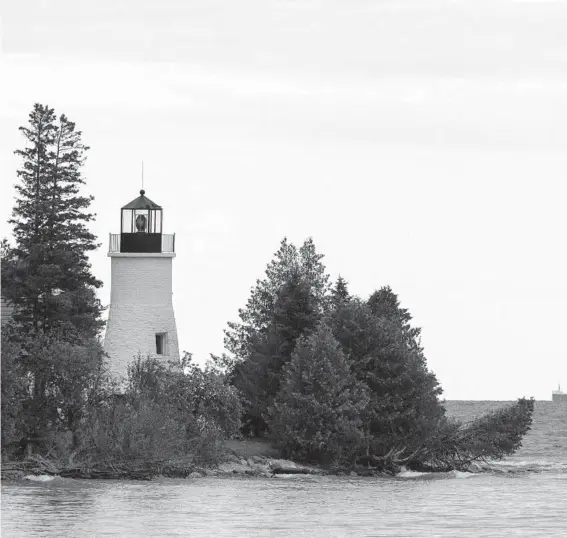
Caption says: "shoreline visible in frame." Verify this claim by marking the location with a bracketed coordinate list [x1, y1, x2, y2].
[2, 452, 538, 482]
[0, 453, 393, 482]
[2, 439, 525, 482]
[1, 455, 497, 483]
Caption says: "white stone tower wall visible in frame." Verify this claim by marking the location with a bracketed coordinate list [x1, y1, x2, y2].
[104, 252, 180, 381]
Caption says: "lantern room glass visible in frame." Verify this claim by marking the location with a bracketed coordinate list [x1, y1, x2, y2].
[121, 208, 162, 234]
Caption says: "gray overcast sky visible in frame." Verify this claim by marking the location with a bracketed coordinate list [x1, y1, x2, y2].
[1, 0, 566, 400]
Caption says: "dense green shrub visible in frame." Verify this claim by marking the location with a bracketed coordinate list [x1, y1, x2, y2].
[76, 355, 242, 464]
[270, 325, 368, 465]
[1, 329, 112, 458]
[77, 398, 182, 463]
[1, 336, 27, 455]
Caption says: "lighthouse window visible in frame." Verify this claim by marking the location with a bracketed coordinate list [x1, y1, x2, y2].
[156, 333, 167, 355]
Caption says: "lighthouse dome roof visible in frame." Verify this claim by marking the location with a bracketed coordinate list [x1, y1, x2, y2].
[121, 190, 162, 210]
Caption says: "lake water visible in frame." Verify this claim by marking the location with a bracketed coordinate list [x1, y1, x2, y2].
[2, 401, 566, 537]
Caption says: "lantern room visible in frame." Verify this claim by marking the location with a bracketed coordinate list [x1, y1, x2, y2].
[109, 190, 175, 254]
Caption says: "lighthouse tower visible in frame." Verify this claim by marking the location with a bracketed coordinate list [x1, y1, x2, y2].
[103, 190, 179, 381]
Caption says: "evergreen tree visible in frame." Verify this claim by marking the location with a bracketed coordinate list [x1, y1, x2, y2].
[223, 237, 331, 364]
[368, 286, 422, 355]
[1, 104, 105, 454]
[270, 325, 368, 465]
[231, 270, 319, 435]
[367, 286, 445, 448]
[330, 275, 351, 309]
[2, 103, 102, 342]
[325, 297, 445, 459]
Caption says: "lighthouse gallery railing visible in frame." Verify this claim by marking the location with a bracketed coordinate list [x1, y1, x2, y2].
[108, 233, 175, 254]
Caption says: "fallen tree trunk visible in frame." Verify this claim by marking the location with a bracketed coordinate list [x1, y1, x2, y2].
[349, 398, 536, 475]
[405, 397, 536, 473]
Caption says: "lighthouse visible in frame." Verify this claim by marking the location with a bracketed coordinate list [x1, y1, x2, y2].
[103, 189, 180, 381]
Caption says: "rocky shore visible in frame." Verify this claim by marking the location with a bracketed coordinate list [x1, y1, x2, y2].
[1, 439, 392, 482]
[6, 439, 522, 482]
[1, 452, 517, 482]
[1, 454, 326, 482]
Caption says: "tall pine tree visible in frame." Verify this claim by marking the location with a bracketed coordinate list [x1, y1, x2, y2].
[368, 286, 422, 355]
[2, 103, 103, 342]
[1, 104, 106, 453]
[222, 236, 331, 365]
[330, 275, 351, 309]
[231, 270, 319, 435]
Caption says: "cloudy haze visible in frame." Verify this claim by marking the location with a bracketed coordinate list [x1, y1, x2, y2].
[1, 0, 566, 400]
